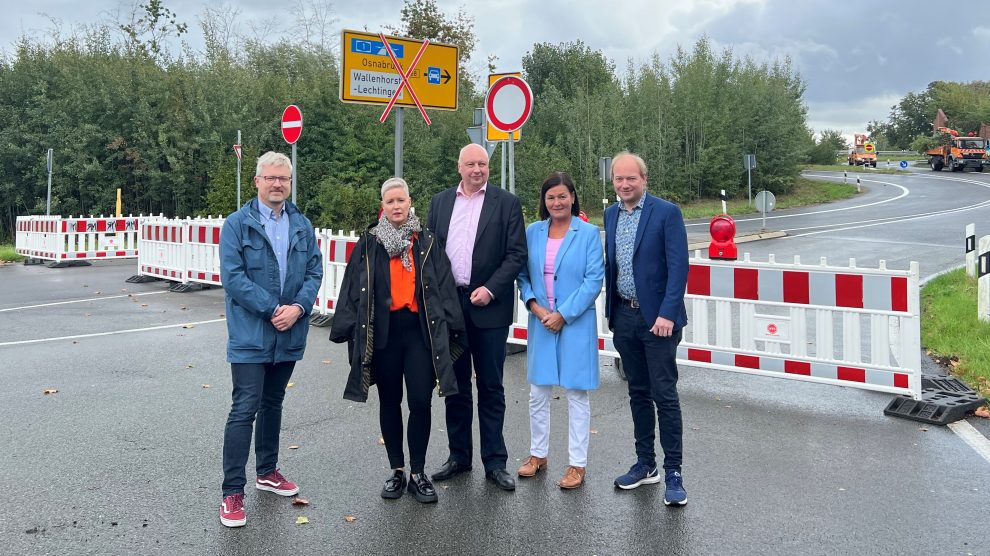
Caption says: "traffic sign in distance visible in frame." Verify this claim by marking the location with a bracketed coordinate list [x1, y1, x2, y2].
[755, 190, 776, 213]
[486, 72, 522, 142]
[485, 75, 533, 133]
[864, 142, 875, 153]
[233, 144, 242, 160]
[281, 105, 303, 145]
[900, 160, 909, 169]
[339, 29, 459, 111]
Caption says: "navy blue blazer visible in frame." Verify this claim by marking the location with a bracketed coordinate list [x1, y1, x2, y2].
[603, 192, 689, 330]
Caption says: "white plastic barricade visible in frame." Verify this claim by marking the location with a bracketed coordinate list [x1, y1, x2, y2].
[313, 229, 358, 320]
[186, 219, 224, 286]
[137, 218, 187, 282]
[509, 253, 922, 401]
[16, 215, 142, 262]
[15, 216, 63, 260]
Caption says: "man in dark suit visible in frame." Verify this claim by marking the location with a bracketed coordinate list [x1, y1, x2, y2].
[427, 143, 527, 491]
[603, 151, 689, 506]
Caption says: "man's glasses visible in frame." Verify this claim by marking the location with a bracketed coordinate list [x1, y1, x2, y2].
[260, 175, 291, 185]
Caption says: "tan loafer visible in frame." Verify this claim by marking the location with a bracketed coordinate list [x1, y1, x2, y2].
[557, 466, 586, 489]
[517, 455, 548, 477]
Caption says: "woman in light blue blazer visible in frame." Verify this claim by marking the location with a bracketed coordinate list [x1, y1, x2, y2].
[516, 172, 605, 489]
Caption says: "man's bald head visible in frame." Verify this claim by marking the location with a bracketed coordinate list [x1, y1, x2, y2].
[457, 143, 490, 193]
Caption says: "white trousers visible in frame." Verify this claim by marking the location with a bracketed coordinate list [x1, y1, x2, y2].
[528, 384, 590, 467]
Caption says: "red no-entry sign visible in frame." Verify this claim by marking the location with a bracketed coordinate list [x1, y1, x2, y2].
[485, 76, 533, 133]
[281, 105, 303, 144]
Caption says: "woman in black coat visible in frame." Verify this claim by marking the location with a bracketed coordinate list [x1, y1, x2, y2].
[329, 177, 466, 503]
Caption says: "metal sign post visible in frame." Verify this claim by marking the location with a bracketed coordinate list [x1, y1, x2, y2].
[507, 136, 515, 195]
[235, 130, 242, 207]
[501, 142, 506, 190]
[744, 154, 756, 206]
[394, 107, 404, 178]
[46, 148, 53, 215]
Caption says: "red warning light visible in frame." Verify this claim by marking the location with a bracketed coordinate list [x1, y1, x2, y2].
[709, 215, 737, 260]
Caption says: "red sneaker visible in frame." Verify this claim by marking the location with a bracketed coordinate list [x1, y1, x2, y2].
[255, 469, 299, 496]
[220, 493, 246, 528]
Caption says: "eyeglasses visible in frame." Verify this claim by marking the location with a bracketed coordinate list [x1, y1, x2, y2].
[259, 175, 291, 185]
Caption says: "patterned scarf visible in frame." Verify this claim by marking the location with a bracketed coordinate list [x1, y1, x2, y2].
[369, 213, 421, 270]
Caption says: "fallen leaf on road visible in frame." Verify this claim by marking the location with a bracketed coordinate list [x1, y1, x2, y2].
[219, 313, 225, 317]
[85, 313, 92, 317]
[589, 429, 598, 435]
[180, 306, 188, 311]
[43, 389, 58, 395]
[919, 427, 929, 432]
[295, 516, 309, 525]
[202, 384, 211, 389]
[185, 365, 194, 369]
[140, 304, 148, 307]
[289, 445, 299, 450]
[377, 437, 385, 445]
[72, 341, 78, 344]
[292, 498, 309, 506]
[322, 359, 332, 365]
[975, 407, 990, 419]
[121, 289, 128, 292]
[344, 516, 357, 523]
[287, 382, 295, 388]
[94, 291, 101, 295]
[182, 324, 194, 329]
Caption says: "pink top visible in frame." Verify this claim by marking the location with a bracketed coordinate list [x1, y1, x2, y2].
[544, 237, 563, 310]
[446, 182, 487, 287]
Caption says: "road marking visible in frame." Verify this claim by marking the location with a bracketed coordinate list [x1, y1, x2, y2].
[818, 237, 957, 249]
[0, 291, 167, 313]
[783, 197, 990, 238]
[0, 318, 226, 347]
[948, 421, 990, 466]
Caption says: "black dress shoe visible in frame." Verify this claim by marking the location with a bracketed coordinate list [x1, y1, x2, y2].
[431, 460, 472, 482]
[485, 468, 516, 491]
[408, 473, 439, 503]
[381, 470, 406, 499]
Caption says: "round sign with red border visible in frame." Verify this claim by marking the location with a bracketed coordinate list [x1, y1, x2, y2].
[485, 76, 533, 133]
[864, 142, 875, 153]
[281, 105, 303, 145]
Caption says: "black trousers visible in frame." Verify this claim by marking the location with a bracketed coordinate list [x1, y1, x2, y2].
[373, 309, 435, 474]
[443, 291, 510, 472]
[611, 304, 683, 471]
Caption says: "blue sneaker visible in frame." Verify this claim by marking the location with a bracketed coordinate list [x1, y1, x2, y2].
[664, 470, 687, 506]
[614, 462, 662, 490]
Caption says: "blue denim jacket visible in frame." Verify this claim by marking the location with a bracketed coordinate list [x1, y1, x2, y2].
[219, 199, 323, 363]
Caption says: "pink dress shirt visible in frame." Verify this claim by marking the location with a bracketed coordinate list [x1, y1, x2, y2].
[446, 182, 487, 287]
[543, 237, 563, 310]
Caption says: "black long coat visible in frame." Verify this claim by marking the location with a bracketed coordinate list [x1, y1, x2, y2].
[329, 226, 466, 402]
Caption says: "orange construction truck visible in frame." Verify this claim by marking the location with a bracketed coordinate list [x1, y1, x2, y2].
[848, 134, 877, 167]
[926, 128, 988, 172]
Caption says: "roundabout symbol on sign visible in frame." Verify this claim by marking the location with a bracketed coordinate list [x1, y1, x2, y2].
[485, 75, 533, 133]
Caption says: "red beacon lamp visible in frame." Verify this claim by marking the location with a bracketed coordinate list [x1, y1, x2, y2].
[708, 189, 737, 260]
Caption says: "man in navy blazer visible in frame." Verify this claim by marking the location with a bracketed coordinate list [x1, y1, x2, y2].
[603, 152, 689, 506]
[426, 144, 528, 491]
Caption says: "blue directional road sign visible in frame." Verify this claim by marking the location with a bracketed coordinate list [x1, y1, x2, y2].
[899, 160, 908, 169]
[427, 67, 441, 84]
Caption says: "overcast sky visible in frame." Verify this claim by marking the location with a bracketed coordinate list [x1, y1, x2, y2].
[4, 0, 989, 140]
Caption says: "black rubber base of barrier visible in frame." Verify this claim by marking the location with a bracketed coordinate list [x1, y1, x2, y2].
[47, 260, 92, 268]
[310, 314, 333, 327]
[884, 387, 988, 426]
[169, 282, 203, 293]
[506, 344, 526, 355]
[125, 275, 162, 284]
[23, 258, 45, 266]
[921, 374, 973, 394]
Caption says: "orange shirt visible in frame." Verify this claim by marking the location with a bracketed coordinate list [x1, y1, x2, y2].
[389, 244, 418, 312]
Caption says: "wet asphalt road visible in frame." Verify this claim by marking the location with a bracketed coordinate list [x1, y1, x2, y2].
[2, 171, 990, 555]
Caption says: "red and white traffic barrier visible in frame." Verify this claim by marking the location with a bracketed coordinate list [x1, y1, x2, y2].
[16, 215, 145, 262]
[186, 220, 224, 286]
[509, 252, 922, 401]
[137, 218, 187, 282]
[312, 229, 359, 320]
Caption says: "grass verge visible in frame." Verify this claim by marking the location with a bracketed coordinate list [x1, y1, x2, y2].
[921, 268, 990, 399]
[0, 244, 24, 263]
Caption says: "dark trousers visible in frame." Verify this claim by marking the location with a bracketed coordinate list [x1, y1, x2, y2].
[222, 361, 296, 496]
[444, 292, 509, 472]
[611, 304, 683, 471]
[373, 309, 435, 475]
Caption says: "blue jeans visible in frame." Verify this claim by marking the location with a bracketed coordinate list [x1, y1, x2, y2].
[222, 361, 296, 496]
[611, 304, 683, 471]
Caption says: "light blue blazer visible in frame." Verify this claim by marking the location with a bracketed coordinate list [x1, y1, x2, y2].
[517, 216, 605, 390]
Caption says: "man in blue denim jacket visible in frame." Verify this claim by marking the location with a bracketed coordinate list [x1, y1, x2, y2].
[218, 151, 323, 528]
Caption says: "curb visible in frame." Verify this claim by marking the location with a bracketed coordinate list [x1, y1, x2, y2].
[687, 230, 786, 251]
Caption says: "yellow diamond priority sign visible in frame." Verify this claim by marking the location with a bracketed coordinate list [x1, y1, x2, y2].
[339, 29, 459, 111]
